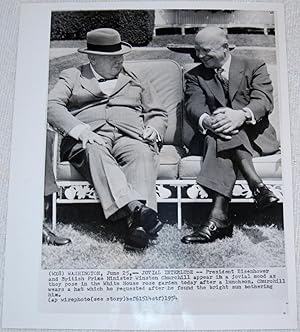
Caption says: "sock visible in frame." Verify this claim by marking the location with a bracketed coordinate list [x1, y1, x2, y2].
[210, 194, 229, 225]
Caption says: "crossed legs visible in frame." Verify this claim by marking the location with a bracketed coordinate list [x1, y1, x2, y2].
[182, 131, 278, 244]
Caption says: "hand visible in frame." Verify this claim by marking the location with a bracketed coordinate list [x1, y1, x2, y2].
[78, 128, 106, 149]
[212, 108, 246, 134]
[143, 126, 157, 142]
[202, 114, 234, 140]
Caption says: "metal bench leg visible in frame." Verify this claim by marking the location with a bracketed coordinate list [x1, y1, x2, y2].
[177, 185, 182, 229]
[52, 192, 57, 231]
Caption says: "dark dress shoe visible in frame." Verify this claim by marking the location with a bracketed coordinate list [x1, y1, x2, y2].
[253, 183, 279, 210]
[42, 226, 71, 246]
[130, 206, 164, 238]
[124, 206, 164, 250]
[181, 217, 233, 244]
[124, 226, 149, 251]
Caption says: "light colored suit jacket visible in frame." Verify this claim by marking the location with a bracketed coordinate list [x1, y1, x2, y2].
[185, 55, 280, 155]
[48, 64, 168, 141]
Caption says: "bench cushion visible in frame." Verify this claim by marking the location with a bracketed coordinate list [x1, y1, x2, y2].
[56, 144, 186, 182]
[179, 153, 281, 179]
[158, 145, 186, 179]
[125, 60, 184, 146]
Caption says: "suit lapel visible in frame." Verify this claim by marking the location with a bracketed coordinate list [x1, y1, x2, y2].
[206, 73, 226, 107]
[110, 69, 132, 96]
[80, 65, 132, 98]
[228, 55, 245, 102]
[80, 64, 103, 97]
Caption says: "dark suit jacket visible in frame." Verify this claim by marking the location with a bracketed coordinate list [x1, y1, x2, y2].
[185, 55, 280, 156]
[48, 64, 168, 142]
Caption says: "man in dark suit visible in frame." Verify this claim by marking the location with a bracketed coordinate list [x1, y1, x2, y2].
[182, 27, 279, 244]
[48, 28, 168, 250]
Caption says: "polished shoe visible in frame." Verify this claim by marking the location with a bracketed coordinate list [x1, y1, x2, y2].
[253, 183, 279, 210]
[181, 217, 233, 244]
[42, 226, 71, 246]
[131, 206, 163, 238]
[124, 226, 149, 251]
[124, 206, 163, 250]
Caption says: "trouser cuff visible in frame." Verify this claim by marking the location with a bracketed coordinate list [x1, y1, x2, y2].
[197, 175, 233, 199]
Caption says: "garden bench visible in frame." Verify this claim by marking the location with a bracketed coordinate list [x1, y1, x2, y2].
[50, 59, 282, 230]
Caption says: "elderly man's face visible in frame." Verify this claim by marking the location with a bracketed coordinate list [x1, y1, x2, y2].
[195, 37, 228, 69]
[91, 54, 124, 79]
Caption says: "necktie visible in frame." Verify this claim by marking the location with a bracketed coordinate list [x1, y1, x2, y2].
[216, 68, 229, 95]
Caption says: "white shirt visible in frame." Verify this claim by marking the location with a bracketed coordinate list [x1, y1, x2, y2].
[89, 64, 118, 96]
[198, 54, 256, 134]
[216, 53, 231, 80]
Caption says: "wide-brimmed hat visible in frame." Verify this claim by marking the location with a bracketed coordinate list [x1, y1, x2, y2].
[78, 28, 132, 55]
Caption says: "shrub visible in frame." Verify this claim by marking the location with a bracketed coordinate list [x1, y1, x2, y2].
[50, 10, 154, 46]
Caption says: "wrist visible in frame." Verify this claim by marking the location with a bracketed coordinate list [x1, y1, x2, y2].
[69, 124, 91, 140]
[239, 109, 247, 123]
[198, 113, 210, 134]
[241, 108, 251, 121]
[202, 115, 211, 129]
[79, 127, 91, 139]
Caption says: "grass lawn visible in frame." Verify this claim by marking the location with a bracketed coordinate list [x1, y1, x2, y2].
[149, 33, 276, 47]
[43, 34, 283, 270]
[50, 33, 276, 48]
[42, 203, 285, 270]
[42, 219, 284, 270]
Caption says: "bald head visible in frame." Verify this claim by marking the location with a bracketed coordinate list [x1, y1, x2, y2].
[194, 27, 230, 69]
[195, 27, 228, 46]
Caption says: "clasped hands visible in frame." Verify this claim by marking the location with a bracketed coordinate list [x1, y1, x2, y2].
[203, 107, 247, 140]
[78, 126, 158, 148]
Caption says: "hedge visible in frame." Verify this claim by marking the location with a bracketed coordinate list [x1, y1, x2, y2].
[51, 10, 155, 46]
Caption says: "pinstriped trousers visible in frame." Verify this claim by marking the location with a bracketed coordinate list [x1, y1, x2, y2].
[63, 123, 159, 220]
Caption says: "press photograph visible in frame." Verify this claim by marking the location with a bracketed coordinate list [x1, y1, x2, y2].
[3, 2, 296, 330]
[42, 8, 285, 270]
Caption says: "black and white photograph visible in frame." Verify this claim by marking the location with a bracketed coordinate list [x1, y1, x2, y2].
[1, 1, 298, 330]
[43, 8, 286, 270]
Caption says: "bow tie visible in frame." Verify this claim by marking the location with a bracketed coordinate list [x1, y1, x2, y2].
[98, 77, 118, 83]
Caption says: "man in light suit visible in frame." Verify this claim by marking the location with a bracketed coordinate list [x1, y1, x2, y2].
[181, 27, 279, 244]
[48, 28, 168, 250]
